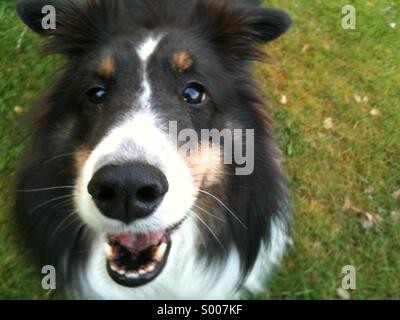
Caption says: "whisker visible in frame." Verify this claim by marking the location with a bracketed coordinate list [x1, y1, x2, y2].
[196, 189, 247, 230]
[189, 210, 225, 252]
[51, 210, 79, 240]
[192, 204, 226, 222]
[17, 186, 75, 193]
[51, 224, 90, 256]
[52, 198, 75, 210]
[29, 195, 74, 215]
[44, 152, 89, 166]
[188, 215, 207, 249]
[191, 173, 258, 190]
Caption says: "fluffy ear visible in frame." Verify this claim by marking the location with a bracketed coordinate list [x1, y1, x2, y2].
[16, 0, 122, 56]
[191, 0, 292, 61]
[16, 0, 62, 34]
[242, 7, 292, 43]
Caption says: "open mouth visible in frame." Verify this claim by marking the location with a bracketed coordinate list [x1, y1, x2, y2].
[104, 221, 185, 287]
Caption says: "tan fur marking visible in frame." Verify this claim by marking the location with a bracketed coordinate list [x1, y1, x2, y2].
[74, 146, 91, 208]
[172, 52, 193, 72]
[97, 57, 115, 78]
[187, 145, 228, 224]
[183, 144, 225, 189]
[75, 146, 90, 172]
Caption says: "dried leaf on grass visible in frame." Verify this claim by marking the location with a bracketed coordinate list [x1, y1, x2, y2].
[354, 95, 362, 103]
[301, 44, 312, 53]
[370, 108, 381, 117]
[354, 95, 369, 103]
[14, 106, 24, 115]
[343, 198, 382, 230]
[324, 117, 334, 130]
[360, 212, 382, 230]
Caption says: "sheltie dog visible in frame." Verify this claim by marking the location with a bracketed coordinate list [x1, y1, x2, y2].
[15, 0, 291, 299]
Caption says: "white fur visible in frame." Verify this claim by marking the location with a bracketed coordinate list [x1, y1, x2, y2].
[137, 36, 162, 110]
[137, 36, 162, 62]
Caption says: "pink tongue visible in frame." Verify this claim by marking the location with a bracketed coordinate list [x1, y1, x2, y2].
[109, 231, 165, 252]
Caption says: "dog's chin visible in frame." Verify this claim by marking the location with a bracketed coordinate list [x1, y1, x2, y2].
[103, 218, 186, 288]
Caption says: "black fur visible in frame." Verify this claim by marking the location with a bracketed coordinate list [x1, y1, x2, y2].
[15, 0, 291, 296]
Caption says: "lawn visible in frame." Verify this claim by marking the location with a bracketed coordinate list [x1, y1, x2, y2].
[0, 0, 399, 299]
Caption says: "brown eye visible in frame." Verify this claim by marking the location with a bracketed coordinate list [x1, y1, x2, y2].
[183, 83, 207, 105]
[86, 87, 108, 104]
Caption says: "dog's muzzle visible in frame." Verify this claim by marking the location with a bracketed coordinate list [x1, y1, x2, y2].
[88, 162, 177, 287]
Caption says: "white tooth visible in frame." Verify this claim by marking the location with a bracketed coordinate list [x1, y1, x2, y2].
[139, 268, 147, 275]
[117, 269, 126, 276]
[147, 263, 156, 272]
[154, 242, 167, 262]
[110, 264, 118, 272]
[127, 272, 138, 279]
[104, 243, 113, 257]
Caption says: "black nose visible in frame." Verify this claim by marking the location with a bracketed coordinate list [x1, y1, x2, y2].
[88, 163, 169, 224]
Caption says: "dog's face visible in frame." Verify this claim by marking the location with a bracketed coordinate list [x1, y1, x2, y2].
[17, 0, 291, 289]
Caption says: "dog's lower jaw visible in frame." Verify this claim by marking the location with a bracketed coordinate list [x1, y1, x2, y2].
[73, 217, 288, 300]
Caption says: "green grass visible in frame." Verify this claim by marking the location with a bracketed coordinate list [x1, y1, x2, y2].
[0, 0, 399, 299]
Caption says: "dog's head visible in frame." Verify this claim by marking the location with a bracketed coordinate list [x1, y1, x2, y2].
[17, 0, 290, 288]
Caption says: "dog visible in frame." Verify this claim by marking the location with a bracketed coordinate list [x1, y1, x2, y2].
[15, 0, 291, 299]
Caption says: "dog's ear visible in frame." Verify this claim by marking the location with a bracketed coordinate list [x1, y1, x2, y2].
[16, 0, 62, 34]
[16, 0, 122, 56]
[192, 0, 291, 61]
[240, 7, 292, 43]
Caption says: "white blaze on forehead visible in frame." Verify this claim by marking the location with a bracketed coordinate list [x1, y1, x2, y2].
[137, 36, 162, 62]
[135, 35, 162, 110]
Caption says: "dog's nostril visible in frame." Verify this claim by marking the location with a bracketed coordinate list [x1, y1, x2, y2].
[136, 186, 160, 204]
